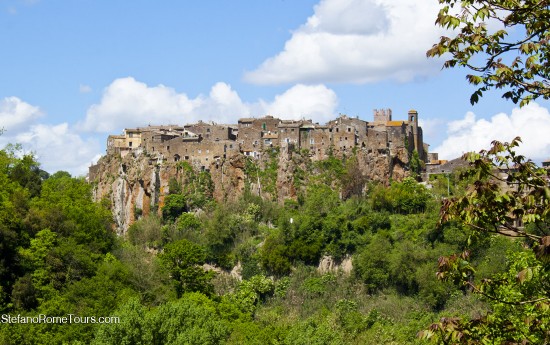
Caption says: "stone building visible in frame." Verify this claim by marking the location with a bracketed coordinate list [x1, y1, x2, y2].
[238, 115, 281, 158]
[96, 109, 432, 175]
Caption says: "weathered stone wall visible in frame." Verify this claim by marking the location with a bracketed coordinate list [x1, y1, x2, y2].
[278, 123, 301, 146]
[185, 122, 235, 141]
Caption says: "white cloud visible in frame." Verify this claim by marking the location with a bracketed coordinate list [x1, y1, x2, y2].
[0, 96, 43, 133]
[244, 0, 444, 85]
[0, 97, 101, 176]
[79, 84, 92, 93]
[14, 123, 102, 176]
[81, 77, 204, 132]
[263, 84, 338, 123]
[418, 117, 445, 139]
[81, 77, 339, 133]
[2, 79, 340, 176]
[434, 103, 550, 162]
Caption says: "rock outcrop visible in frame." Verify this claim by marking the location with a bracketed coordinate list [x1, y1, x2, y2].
[90, 145, 411, 234]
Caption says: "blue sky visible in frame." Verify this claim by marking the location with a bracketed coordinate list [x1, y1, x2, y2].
[1, 0, 549, 175]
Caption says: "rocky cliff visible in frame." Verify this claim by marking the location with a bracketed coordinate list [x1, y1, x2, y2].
[89, 145, 411, 234]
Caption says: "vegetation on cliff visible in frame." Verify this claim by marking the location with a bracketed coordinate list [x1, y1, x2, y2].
[1, 137, 547, 344]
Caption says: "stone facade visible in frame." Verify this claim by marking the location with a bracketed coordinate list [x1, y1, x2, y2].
[91, 109, 432, 182]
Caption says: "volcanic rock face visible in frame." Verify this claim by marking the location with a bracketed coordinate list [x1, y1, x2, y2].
[90, 146, 411, 234]
[209, 154, 247, 202]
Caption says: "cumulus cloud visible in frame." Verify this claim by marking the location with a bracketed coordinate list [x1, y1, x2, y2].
[15, 123, 102, 176]
[80, 77, 339, 133]
[0, 97, 100, 176]
[262, 84, 338, 123]
[244, 0, 445, 85]
[2, 79, 339, 176]
[434, 103, 550, 162]
[0, 96, 43, 132]
[81, 77, 204, 132]
[419, 117, 445, 141]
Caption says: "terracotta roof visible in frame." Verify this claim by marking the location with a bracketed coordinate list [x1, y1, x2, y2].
[386, 121, 406, 127]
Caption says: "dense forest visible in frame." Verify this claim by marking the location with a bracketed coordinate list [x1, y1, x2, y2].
[1, 138, 548, 344]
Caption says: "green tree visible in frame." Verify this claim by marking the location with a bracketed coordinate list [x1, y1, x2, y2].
[161, 194, 187, 222]
[231, 275, 275, 314]
[159, 239, 214, 297]
[409, 150, 422, 180]
[354, 234, 392, 292]
[92, 297, 152, 345]
[128, 214, 163, 248]
[428, 0, 550, 106]
[419, 138, 550, 344]
[94, 293, 233, 345]
[28, 172, 114, 252]
[260, 229, 291, 276]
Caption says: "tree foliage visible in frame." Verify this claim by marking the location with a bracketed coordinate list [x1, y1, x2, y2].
[420, 138, 550, 344]
[3, 141, 531, 344]
[428, 0, 550, 105]
[159, 239, 214, 297]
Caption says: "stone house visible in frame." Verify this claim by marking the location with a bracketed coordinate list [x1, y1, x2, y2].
[98, 108, 432, 173]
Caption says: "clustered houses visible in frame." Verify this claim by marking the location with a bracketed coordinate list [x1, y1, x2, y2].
[103, 109, 429, 171]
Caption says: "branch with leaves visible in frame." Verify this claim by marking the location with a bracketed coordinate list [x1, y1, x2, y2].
[428, 0, 550, 106]
[420, 138, 550, 344]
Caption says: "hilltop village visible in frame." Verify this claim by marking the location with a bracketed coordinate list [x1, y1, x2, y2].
[91, 108, 437, 176]
[88, 109, 441, 232]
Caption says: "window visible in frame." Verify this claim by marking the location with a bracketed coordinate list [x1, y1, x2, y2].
[206, 128, 210, 132]
[262, 123, 266, 130]
[310, 138, 314, 144]
[347, 128, 351, 132]
[129, 141, 133, 147]
[166, 146, 170, 150]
